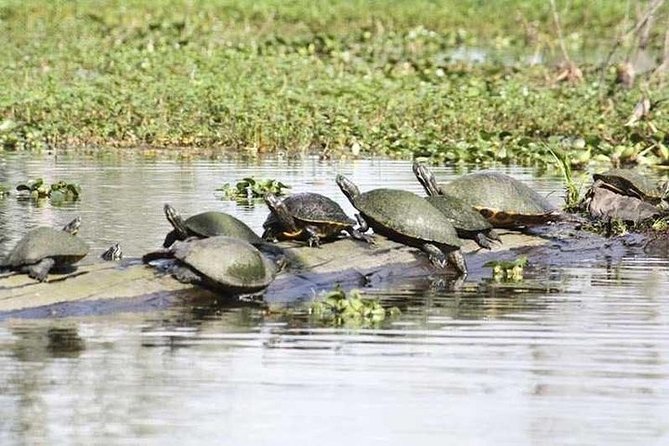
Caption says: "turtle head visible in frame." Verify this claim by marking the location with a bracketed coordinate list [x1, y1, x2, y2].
[264, 193, 298, 232]
[62, 216, 81, 235]
[163, 203, 189, 239]
[335, 175, 360, 204]
[412, 162, 441, 196]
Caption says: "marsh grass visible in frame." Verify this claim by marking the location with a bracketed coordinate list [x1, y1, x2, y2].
[1, 0, 668, 163]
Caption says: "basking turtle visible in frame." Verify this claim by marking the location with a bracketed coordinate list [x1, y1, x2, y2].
[585, 181, 661, 224]
[143, 236, 276, 296]
[262, 192, 373, 247]
[336, 175, 466, 275]
[423, 169, 561, 228]
[413, 162, 501, 249]
[101, 243, 123, 261]
[1, 217, 89, 281]
[163, 204, 263, 248]
[592, 169, 666, 205]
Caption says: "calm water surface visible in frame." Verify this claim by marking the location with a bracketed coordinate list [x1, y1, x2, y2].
[1, 153, 668, 445]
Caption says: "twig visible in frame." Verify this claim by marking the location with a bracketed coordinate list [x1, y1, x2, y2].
[599, 0, 665, 74]
[549, 0, 571, 64]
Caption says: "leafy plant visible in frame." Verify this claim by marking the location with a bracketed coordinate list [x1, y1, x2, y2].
[309, 287, 400, 326]
[217, 177, 290, 201]
[484, 256, 528, 282]
[15, 178, 81, 202]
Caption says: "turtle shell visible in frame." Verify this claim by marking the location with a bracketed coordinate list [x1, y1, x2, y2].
[263, 192, 355, 237]
[424, 195, 493, 232]
[593, 169, 664, 203]
[164, 211, 262, 247]
[6, 227, 89, 268]
[172, 236, 275, 293]
[353, 188, 462, 248]
[438, 171, 559, 227]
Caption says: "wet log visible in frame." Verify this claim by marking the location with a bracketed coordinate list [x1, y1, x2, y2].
[0, 227, 648, 319]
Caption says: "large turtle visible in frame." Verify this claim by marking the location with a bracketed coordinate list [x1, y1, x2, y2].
[143, 236, 276, 297]
[592, 169, 666, 205]
[262, 192, 373, 247]
[163, 204, 263, 247]
[424, 170, 561, 228]
[336, 175, 467, 275]
[1, 217, 89, 281]
[413, 162, 501, 249]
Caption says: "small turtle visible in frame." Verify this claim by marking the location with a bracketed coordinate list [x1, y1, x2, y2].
[101, 243, 123, 261]
[592, 169, 666, 205]
[143, 236, 276, 296]
[585, 181, 661, 224]
[1, 217, 89, 281]
[262, 192, 373, 247]
[336, 175, 466, 275]
[426, 170, 561, 228]
[413, 162, 501, 249]
[163, 204, 262, 248]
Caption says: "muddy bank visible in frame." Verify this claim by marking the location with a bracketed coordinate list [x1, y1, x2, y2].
[0, 226, 653, 320]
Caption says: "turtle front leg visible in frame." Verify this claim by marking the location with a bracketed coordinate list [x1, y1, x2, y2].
[474, 233, 493, 250]
[355, 214, 370, 233]
[422, 243, 447, 268]
[304, 225, 321, 248]
[346, 227, 375, 244]
[26, 258, 56, 282]
[447, 249, 468, 276]
[170, 265, 202, 284]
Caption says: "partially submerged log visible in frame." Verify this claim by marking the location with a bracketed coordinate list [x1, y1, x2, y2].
[0, 227, 650, 319]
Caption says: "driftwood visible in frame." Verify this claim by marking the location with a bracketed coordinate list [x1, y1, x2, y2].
[0, 227, 651, 319]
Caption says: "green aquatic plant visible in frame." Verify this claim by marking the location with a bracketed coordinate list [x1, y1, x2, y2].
[217, 177, 290, 201]
[309, 287, 400, 326]
[484, 256, 528, 282]
[0, 183, 10, 197]
[550, 148, 583, 213]
[15, 178, 81, 202]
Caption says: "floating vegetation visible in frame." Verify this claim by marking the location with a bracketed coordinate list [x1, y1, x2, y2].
[217, 177, 290, 201]
[309, 288, 401, 327]
[484, 256, 528, 282]
[0, 183, 10, 198]
[15, 178, 82, 202]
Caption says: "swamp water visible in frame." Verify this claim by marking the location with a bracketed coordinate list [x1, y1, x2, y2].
[0, 154, 668, 445]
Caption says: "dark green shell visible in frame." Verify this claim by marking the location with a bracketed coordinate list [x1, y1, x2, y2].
[263, 192, 355, 233]
[164, 211, 262, 247]
[6, 227, 89, 267]
[173, 236, 275, 292]
[438, 171, 559, 227]
[352, 188, 462, 248]
[424, 195, 493, 232]
[593, 169, 664, 203]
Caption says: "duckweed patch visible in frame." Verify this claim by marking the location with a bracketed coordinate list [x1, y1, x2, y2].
[217, 177, 291, 201]
[309, 288, 401, 327]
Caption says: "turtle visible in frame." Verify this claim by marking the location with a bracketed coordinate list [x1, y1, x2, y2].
[101, 243, 123, 261]
[592, 169, 666, 205]
[585, 181, 661, 224]
[423, 169, 561, 228]
[413, 162, 501, 249]
[335, 175, 467, 275]
[143, 236, 276, 296]
[1, 217, 89, 282]
[262, 192, 373, 247]
[163, 204, 263, 247]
